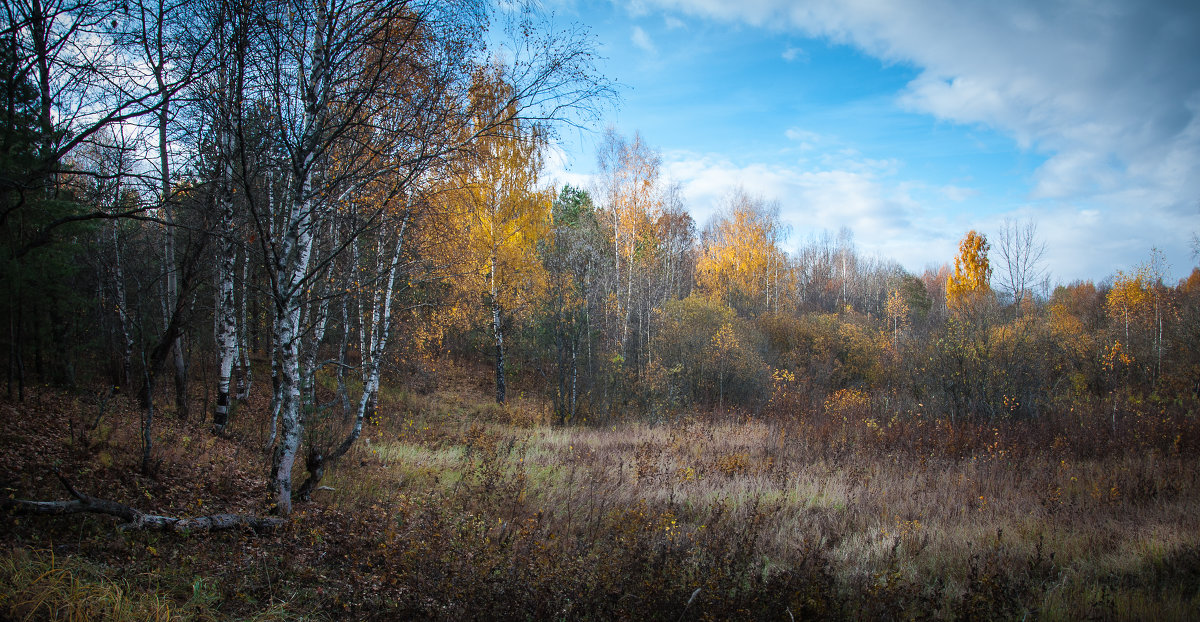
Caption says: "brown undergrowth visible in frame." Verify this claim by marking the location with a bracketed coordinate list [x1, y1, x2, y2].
[2, 370, 1200, 620]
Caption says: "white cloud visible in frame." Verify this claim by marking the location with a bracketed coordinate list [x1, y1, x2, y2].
[782, 45, 806, 62]
[631, 25, 657, 55]
[542, 144, 593, 193]
[974, 203, 1193, 284]
[658, 151, 952, 267]
[784, 127, 821, 151]
[625, 0, 1200, 280]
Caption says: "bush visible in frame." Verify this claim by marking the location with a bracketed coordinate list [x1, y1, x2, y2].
[652, 295, 768, 410]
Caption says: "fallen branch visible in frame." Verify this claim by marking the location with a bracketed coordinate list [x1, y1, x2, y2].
[1, 471, 284, 534]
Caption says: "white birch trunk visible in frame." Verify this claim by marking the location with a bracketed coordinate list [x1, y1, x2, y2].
[269, 1, 331, 512]
[211, 1, 241, 433]
[265, 172, 281, 449]
[296, 213, 407, 500]
[269, 190, 316, 515]
[235, 251, 253, 400]
[491, 248, 506, 404]
[354, 216, 407, 440]
[212, 197, 238, 432]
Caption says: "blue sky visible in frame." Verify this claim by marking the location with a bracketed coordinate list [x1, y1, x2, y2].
[538, 0, 1200, 284]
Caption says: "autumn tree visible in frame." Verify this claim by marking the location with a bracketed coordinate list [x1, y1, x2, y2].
[653, 294, 767, 409]
[695, 189, 791, 317]
[450, 67, 553, 404]
[884, 288, 909, 350]
[1105, 250, 1169, 386]
[946, 230, 992, 314]
[595, 129, 663, 354]
[1163, 268, 1200, 404]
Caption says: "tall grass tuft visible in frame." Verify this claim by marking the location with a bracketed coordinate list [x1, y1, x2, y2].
[0, 547, 173, 621]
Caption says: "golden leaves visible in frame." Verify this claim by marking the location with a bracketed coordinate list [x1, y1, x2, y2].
[946, 230, 991, 313]
[695, 195, 790, 314]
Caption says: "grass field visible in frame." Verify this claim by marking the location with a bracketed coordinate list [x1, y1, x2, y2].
[2, 370, 1199, 620]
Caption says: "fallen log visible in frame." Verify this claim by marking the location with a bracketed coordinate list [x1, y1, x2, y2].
[2, 471, 284, 534]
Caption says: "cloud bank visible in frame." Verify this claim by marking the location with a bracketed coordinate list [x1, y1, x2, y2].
[629, 0, 1200, 280]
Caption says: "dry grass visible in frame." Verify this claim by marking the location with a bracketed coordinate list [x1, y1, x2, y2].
[0, 548, 174, 621]
[3, 370, 1199, 619]
[342, 395, 1200, 619]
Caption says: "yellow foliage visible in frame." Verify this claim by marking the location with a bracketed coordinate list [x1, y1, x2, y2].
[710, 322, 740, 355]
[824, 388, 870, 419]
[1105, 265, 1155, 340]
[946, 230, 991, 312]
[695, 192, 792, 314]
[1047, 301, 1092, 361]
[446, 66, 553, 318]
[884, 288, 909, 348]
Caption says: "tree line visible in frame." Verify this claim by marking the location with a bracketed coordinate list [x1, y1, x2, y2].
[0, 0, 608, 514]
[3, 0, 1198, 517]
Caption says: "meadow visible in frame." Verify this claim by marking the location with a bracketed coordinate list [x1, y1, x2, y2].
[3, 365, 1198, 620]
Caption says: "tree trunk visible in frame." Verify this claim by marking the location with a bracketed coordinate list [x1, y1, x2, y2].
[269, 158, 318, 515]
[491, 254, 506, 404]
[141, 364, 155, 474]
[296, 219, 406, 499]
[570, 338, 578, 422]
[269, 204, 314, 513]
[235, 251, 253, 400]
[156, 42, 188, 419]
[4, 472, 283, 533]
[136, 260, 201, 411]
[110, 222, 134, 391]
[213, 250, 237, 431]
[270, 284, 307, 515]
[212, 108, 238, 433]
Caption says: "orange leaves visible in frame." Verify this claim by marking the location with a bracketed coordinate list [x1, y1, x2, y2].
[946, 230, 991, 313]
[1105, 265, 1155, 330]
[1102, 340, 1134, 371]
[442, 69, 552, 322]
[695, 192, 790, 315]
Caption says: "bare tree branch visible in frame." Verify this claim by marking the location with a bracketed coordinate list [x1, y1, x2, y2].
[2, 471, 284, 533]
[995, 217, 1048, 308]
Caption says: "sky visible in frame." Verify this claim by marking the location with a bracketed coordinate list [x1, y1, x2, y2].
[536, 0, 1200, 284]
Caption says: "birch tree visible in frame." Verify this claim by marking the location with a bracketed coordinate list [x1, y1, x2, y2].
[203, 0, 252, 433]
[595, 130, 662, 352]
[946, 230, 992, 315]
[695, 190, 789, 317]
[450, 68, 552, 404]
[995, 218, 1047, 311]
[248, 0, 484, 512]
[295, 186, 414, 499]
[243, 0, 607, 513]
